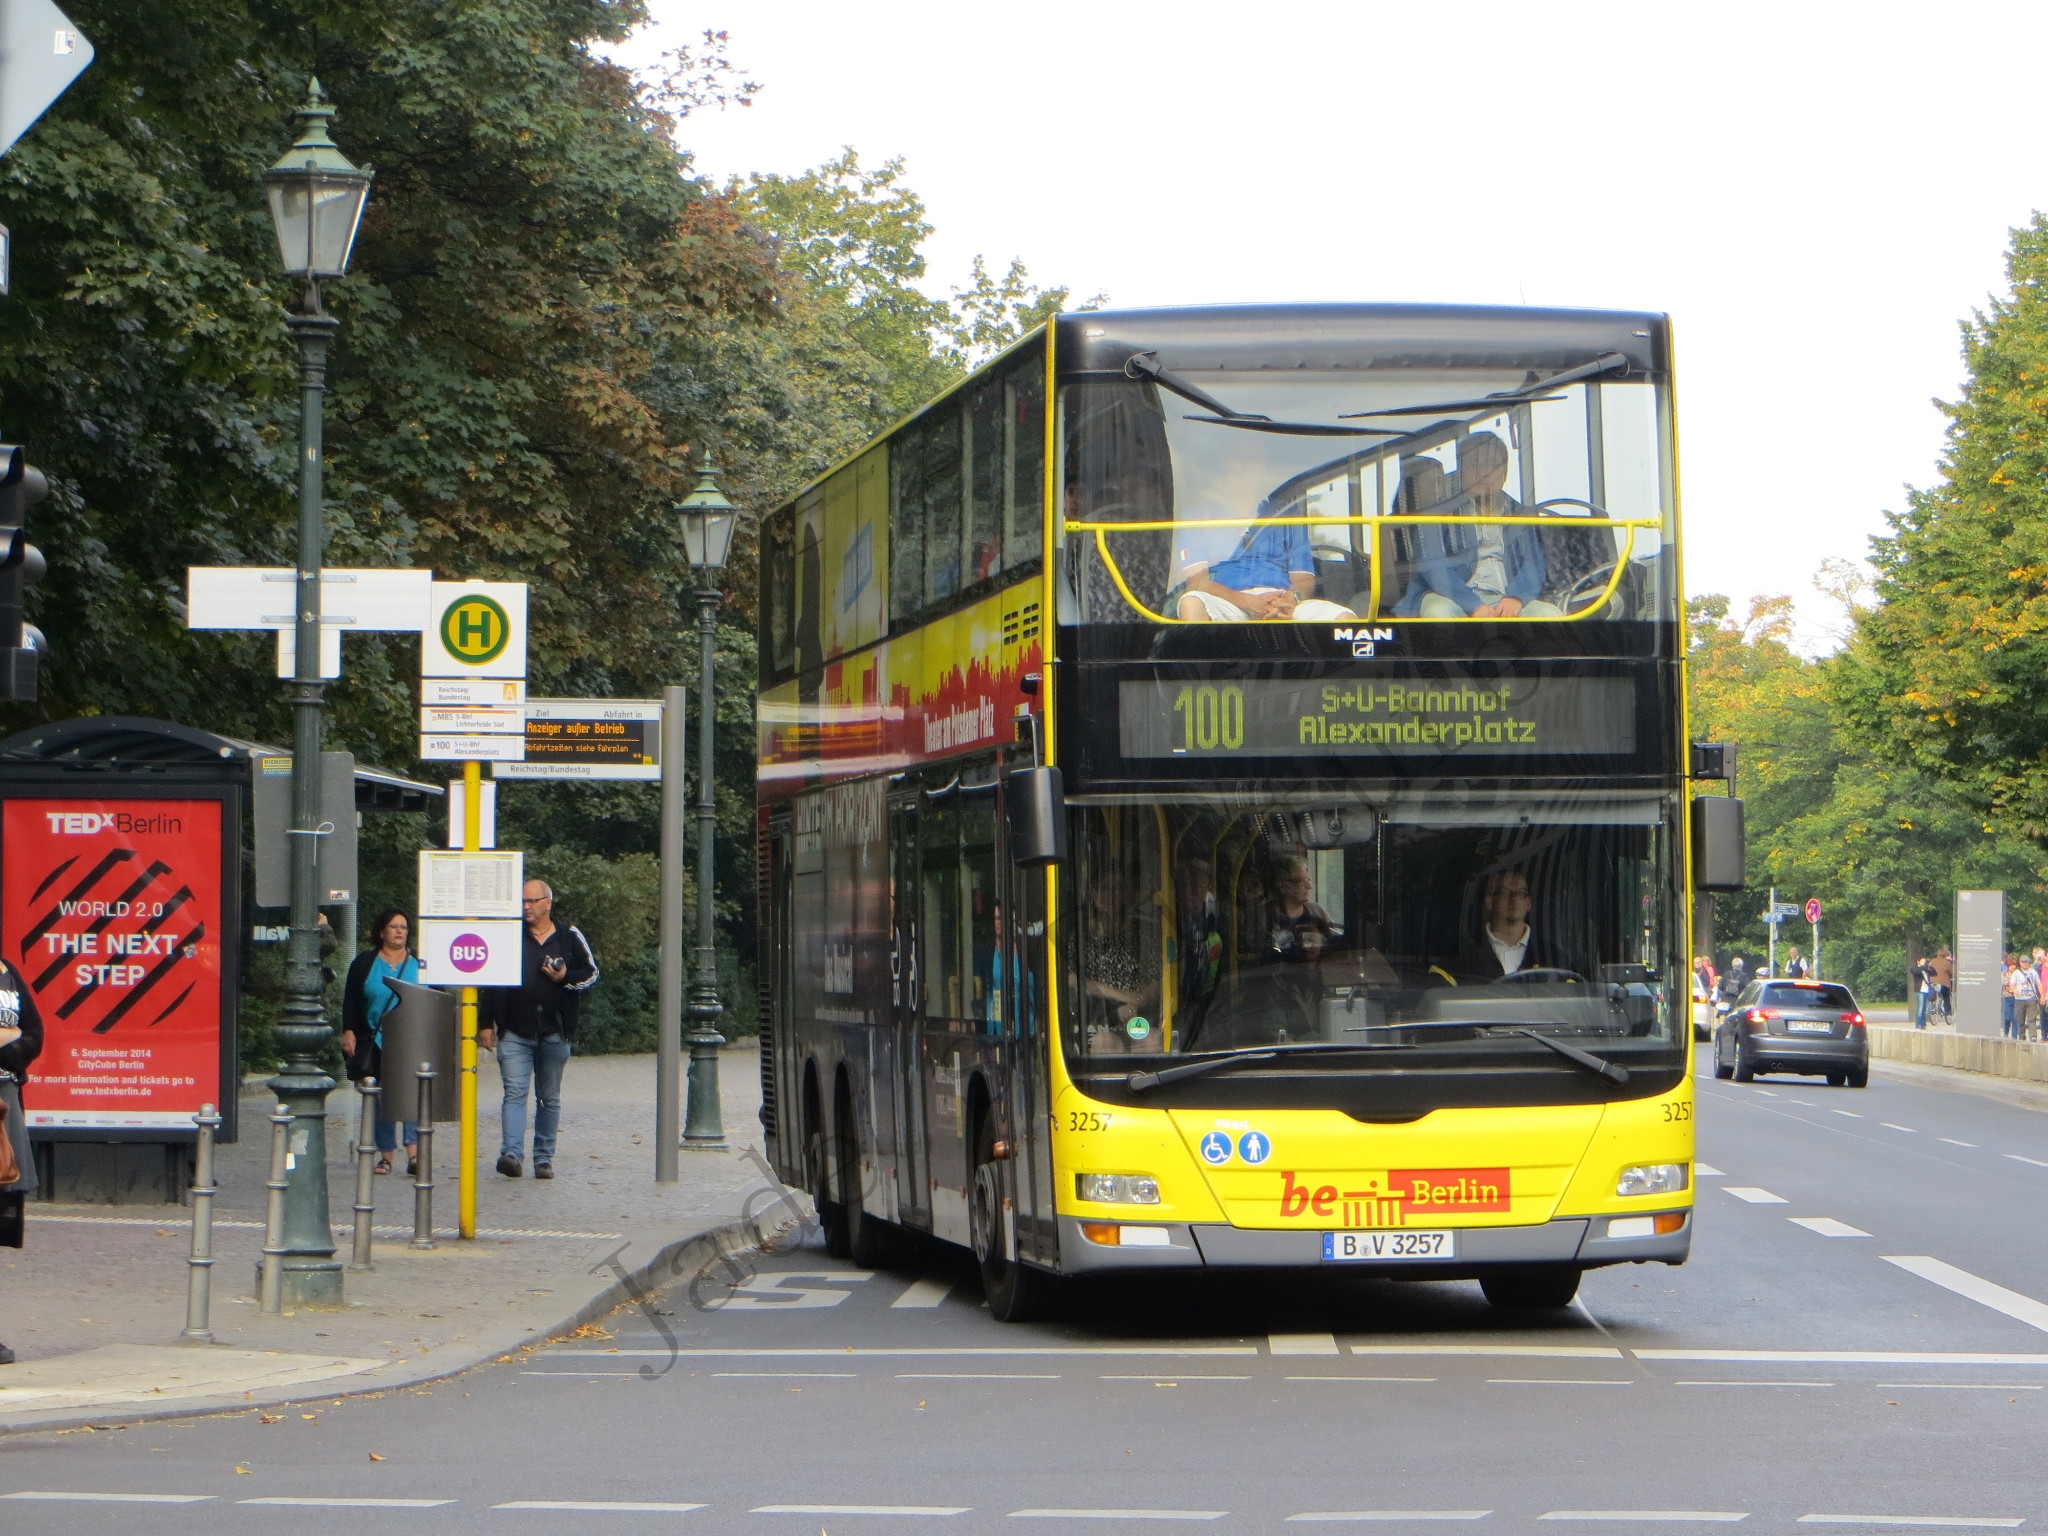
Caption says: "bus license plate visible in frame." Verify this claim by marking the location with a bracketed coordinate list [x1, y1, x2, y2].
[1323, 1230, 1454, 1261]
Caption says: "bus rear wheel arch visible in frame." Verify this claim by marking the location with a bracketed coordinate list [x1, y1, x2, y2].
[969, 1095, 1060, 1323]
[803, 1061, 849, 1260]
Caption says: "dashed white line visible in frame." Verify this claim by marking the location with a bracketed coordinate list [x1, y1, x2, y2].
[240, 1498, 457, 1508]
[1674, 1381, 1833, 1388]
[1797, 1518, 2023, 1528]
[1789, 1217, 1872, 1238]
[1694, 1164, 1725, 1177]
[1, 1492, 216, 1503]
[754, 1506, 969, 1517]
[1940, 1138, 1977, 1148]
[1831, 1110, 1863, 1119]
[1100, 1374, 1251, 1381]
[1722, 1187, 1788, 1204]
[1539, 1515, 1747, 1523]
[1010, 1512, 1227, 1522]
[1882, 1123, 1916, 1133]
[1286, 1515, 1492, 1524]
[896, 1373, 1061, 1380]
[891, 1278, 957, 1308]
[1352, 1345, 1623, 1359]
[497, 1502, 709, 1512]
[713, 1372, 859, 1379]
[1285, 1376, 1436, 1383]
[1883, 1256, 2048, 1334]
[1635, 1350, 2048, 1364]
[2003, 1154, 2048, 1168]
[1486, 1379, 1633, 1386]
[1270, 1332, 1340, 1356]
[1877, 1383, 2045, 1391]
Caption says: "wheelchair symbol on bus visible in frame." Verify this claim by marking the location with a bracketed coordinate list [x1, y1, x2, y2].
[1238, 1131, 1272, 1165]
[1198, 1131, 1233, 1165]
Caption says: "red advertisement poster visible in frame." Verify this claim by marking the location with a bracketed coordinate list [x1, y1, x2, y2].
[3, 798, 225, 1129]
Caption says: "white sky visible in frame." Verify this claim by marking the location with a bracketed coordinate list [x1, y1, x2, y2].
[614, 1, 2047, 647]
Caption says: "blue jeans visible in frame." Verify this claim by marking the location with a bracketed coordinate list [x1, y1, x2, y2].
[2004, 997, 2017, 1037]
[1916, 991, 1930, 1029]
[498, 1031, 571, 1164]
[374, 1117, 420, 1154]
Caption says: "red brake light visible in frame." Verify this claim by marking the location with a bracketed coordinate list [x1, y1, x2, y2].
[1750, 1008, 1778, 1021]
[1844, 1011, 1864, 1026]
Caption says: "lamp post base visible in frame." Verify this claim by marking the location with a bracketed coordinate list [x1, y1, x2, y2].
[251, 1258, 345, 1309]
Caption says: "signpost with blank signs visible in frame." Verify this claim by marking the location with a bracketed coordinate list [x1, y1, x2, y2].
[417, 581, 529, 1239]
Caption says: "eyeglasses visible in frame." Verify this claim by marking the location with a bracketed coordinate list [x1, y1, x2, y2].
[521, 897, 548, 906]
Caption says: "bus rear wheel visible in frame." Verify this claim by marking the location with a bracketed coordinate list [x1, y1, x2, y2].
[1479, 1264, 1582, 1310]
[839, 1110, 900, 1269]
[972, 1123, 1058, 1323]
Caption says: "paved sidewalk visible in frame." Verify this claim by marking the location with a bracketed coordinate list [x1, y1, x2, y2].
[0, 1045, 785, 1431]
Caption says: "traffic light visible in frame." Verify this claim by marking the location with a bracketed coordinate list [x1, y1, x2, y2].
[0, 444, 48, 702]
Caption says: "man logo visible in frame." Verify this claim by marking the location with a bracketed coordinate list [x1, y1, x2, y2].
[1332, 626, 1394, 659]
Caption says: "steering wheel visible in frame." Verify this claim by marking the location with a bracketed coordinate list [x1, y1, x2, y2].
[1558, 562, 1641, 619]
[1500, 966, 1590, 986]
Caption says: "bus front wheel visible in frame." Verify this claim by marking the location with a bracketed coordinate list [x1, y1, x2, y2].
[972, 1123, 1059, 1323]
[1479, 1264, 1582, 1310]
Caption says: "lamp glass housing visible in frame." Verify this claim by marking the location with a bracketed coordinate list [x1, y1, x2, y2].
[264, 170, 370, 278]
[681, 509, 738, 573]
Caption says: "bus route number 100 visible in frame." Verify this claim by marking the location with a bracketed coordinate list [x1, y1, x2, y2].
[1173, 683, 1245, 753]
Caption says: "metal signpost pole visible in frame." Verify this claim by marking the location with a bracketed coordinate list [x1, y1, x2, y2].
[461, 758, 481, 1239]
[1767, 886, 1777, 978]
[657, 685, 687, 1181]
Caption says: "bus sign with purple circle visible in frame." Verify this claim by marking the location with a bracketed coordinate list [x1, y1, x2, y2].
[419, 918, 522, 986]
[450, 933, 491, 973]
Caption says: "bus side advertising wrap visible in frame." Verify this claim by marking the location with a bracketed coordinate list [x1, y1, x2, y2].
[3, 798, 227, 1129]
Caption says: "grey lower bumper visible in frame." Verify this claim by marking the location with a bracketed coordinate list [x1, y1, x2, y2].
[1058, 1211, 1690, 1275]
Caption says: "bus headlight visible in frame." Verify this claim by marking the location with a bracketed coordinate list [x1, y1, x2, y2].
[1616, 1163, 1689, 1197]
[1076, 1173, 1161, 1204]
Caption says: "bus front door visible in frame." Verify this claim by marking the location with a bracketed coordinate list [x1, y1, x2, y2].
[890, 797, 930, 1231]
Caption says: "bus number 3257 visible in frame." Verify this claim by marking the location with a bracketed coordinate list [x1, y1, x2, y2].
[1174, 683, 1245, 753]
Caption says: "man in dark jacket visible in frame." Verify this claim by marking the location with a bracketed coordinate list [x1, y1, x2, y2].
[0, 953, 45, 1364]
[478, 880, 598, 1179]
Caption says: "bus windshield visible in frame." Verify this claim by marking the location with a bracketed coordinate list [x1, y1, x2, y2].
[1064, 788, 1685, 1084]
[1062, 370, 1674, 626]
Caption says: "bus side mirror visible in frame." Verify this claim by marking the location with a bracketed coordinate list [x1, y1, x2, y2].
[1006, 765, 1067, 867]
[1690, 795, 1745, 891]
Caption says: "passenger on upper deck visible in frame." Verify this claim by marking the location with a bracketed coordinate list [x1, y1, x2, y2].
[1392, 433, 1562, 620]
[1175, 500, 1359, 622]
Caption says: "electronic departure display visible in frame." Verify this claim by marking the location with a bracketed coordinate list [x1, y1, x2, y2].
[1118, 674, 1637, 759]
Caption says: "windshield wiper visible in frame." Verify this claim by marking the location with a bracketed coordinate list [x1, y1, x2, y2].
[1340, 1019, 1631, 1085]
[1182, 415, 1402, 437]
[1336, 351, 1628, 419]
[1121, 352, 1403, 438]
[1123, 1043, 1371, 1092]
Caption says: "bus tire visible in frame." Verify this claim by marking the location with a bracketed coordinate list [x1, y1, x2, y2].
[807, 1117, 850, 1261]
[972, 1121, 1058, 1323]
[1479, 1264, 1581, 1310]
[840, 1105, 899, 1269]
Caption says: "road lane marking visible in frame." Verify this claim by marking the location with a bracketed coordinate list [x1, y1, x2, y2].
[1695, 1164, 1725, 1176]
[896, 1373, 1061, 1380]
[1939, 1139, 1977, 1148]
[754, 1507, 969, 1517]
[713, 1372, 858, 1378]
[1789, 1217, 1872, 1238]
[1270, 1332, 1340, 1355]
[1486, 1379, 1633, 1386]
[1831, 1110, 1863, 1118]
[1287, 1515, 1492, 1523]
[892, 1278, 957, 1308]
[1757, 1090, 1780, 1096]
[1286, 1376, 1436, 1383]
[1674, 1381, 1833, 1388]
[1010, 1512, 1227, 1521]
[1796, 1519, 2023, 1528]
[2, 1492, 216, 1503]
[553, 1347, 1260, 1357]
[1722, 1188, 1788, 1204]
[1882, 1124, 1916, 1133]
[497, 1503, 709, 1512]
[2003, 1155, 2048, 1168]
[1101, 1374, 1251, 1381]
[1539, 1514, 1747, 1523]
[1877, 1384, 2044, 1391]
[1883, 1256, 2048, 1334]
[1352, 1345, 1623, 1359]
[239, 1507, 456, 1515]
[1637, 1350, 2048, 1364]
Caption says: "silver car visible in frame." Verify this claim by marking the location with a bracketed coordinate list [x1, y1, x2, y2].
[1712, 980, 1870, 1087]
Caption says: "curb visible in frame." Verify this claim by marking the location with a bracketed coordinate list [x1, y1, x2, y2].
[0, 1210, 780, 1438]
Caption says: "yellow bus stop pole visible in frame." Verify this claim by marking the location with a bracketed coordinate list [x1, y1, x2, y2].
[460, 758, 481, 1240]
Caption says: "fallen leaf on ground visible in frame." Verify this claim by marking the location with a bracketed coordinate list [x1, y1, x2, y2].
[369, 1452, 386, 1461]
[235, 1466, 252, 1475]
[258, 1415, 283, 1425]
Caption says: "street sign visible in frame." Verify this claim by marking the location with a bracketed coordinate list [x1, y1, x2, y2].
[0, 0, 93, 161]
[418, 918, 521, 987]
[423, 580, 527, 679]
[417, 849, 522, 919]
[1763, 902, 1800, 923]
[419, 733, 524, 762]
[186, 566, 431, 679]
[494, 697, 663, 781]
[422, 678, 526, 707]
[1805, 898, 1823, 924]
[251, 751, 358, 908]
[420, 706, 525, 735]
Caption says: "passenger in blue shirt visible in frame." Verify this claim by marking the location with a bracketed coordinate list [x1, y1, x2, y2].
[341, 907, 424, 1175]
[1392, 433, 1563, 619]
[1176, 501, 1357, 621]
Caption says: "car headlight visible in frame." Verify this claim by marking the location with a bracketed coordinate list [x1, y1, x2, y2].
[1076, 1173, 1161, 1205]
[1616, 1162, 1689, 1197]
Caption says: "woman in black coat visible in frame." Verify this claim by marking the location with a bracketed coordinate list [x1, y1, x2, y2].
[0, 952, 45, 1365]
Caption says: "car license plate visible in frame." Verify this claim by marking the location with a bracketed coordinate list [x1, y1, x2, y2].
[1323, 1230, 1453, 1261]
[1787, 1021, 1833, 1033]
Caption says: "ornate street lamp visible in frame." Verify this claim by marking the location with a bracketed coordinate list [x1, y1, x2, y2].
[678, 453, 736, 1150]
[260, 80, 373, 1305]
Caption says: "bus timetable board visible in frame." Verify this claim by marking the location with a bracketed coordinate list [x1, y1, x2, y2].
[1117, 672, 1638, 759]
[494, 698, 663, 781]
[1, 793, 236, 1131]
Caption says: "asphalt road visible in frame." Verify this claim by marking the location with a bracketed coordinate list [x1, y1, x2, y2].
[7, 1048, 2048, 1533]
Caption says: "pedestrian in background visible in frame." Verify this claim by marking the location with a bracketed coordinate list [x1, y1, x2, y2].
[0, 951, 44, 1366]
[2018, 956, 2042, 1043]
[479, 880, 598, 1180]
[1784, 946, 1807, 980]
[2002, 956, 2020, 1038]
[1933, 948, 1954, 1023]
[341, 907, 422, 1175]
[1912, 956, 1935, 1029]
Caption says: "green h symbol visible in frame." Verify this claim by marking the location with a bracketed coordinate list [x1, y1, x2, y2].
[457, 605, 493, 649]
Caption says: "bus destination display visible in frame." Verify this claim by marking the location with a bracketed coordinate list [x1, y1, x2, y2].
[1119, 674, 1637, 759]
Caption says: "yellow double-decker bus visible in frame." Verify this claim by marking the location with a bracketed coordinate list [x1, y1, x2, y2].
[756, 304, 1742, 1320]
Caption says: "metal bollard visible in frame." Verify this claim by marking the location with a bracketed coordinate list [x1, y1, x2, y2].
[410, 1062, 436, 1250]
[350, 1077, 380, 1272]
[179, 1103, 223, 1344]
[257, 1101, 291, 1314]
